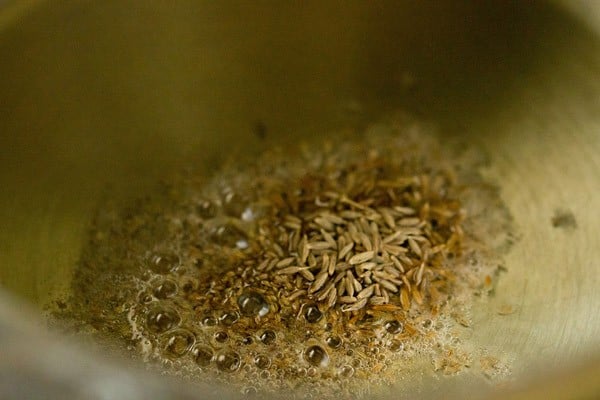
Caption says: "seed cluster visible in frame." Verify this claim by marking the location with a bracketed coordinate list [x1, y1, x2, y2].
[256, 181, 461, 313]
[64, 120, 513, 398]
[192, 137, 464, 327]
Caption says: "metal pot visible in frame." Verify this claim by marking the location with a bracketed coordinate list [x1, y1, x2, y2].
[1, 1, 598, 398]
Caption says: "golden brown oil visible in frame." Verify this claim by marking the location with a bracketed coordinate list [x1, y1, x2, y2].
[55, 115, 513, 398]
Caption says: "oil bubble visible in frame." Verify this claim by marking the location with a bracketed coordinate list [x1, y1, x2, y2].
[304, 345, 329, 367]
[201, 315, 218, 326]
[304, 305, 322, 323]
[153, 279, 177, 299]
[242, 364, 254, 376]
[219, 311, 240, 326]
[254, 355, 271, 369]
[215, 349, 241, 372]
[325, 336, 342, 349]
[137, 291, 153, 304]
[240, 364, 251, 374]
[339, 365, 354, 378]
[259, 330, 276, 345]
[389, 340, 404, 352]
[259, 370, 270, 379]
[149, 253, 180, 274]
[210, 224, 248, 248]
[146, 306, 180, 334]
[195, 199, 217, 219]
[237, 291, 269, 317]
[242, 336, 254, 345]
[162, 329, 195, 358]
[179, 277, 199, 293]
[214, 331, 229, 343]
[192, 345, 214, 367]
[242, 386, 258, 396]
[384, 320, 403, 334]
[222, 191, 247, 217]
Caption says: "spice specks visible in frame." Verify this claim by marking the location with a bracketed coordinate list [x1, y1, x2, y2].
[551, 208, 577, 230]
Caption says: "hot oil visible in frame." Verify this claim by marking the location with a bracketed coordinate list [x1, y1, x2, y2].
[57, 115, 514, 398]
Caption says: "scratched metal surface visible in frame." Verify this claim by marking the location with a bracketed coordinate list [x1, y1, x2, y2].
[0, 1, 599, 399]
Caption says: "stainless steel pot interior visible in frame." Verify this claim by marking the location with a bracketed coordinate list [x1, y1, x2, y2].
[0, 1, 599, 399]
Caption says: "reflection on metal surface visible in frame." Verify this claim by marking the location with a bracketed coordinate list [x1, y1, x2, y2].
[0, 1, 599, 399]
